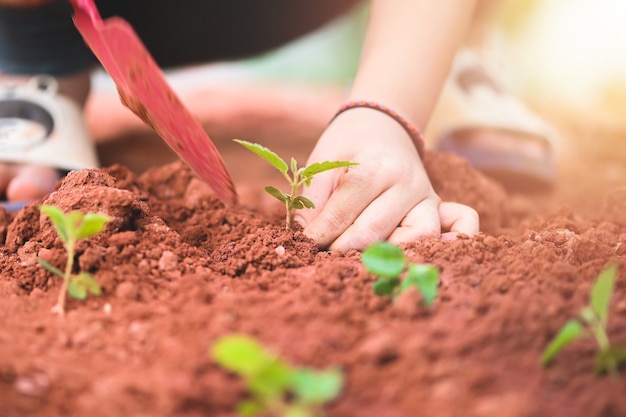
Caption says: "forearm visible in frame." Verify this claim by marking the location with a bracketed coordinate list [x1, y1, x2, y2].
[349, 0, 476, 130]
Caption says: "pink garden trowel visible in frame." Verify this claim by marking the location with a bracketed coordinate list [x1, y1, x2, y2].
[69, 0, 237, 205]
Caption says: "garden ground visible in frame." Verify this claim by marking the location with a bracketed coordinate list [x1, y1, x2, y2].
[1, 81, 625, 417]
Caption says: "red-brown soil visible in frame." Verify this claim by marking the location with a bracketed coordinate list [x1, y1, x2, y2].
[1, 90, 626, 417]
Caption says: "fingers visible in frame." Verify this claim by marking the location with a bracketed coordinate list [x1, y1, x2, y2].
[298, 167, 386, 248]
[439, 201, 479, 236]
[293, 170, 337, 232]
[0, 164, 12, 197]
[386, 197, 441, 245]
[328, 186, 434, 252]
[325, 198, 478, 252]
[5, 165, 60, 202]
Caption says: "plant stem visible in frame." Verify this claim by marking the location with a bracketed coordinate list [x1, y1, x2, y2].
[52, 241, 75, 316]
[591, 320, 611, 352]
[285, 199, 292, 230]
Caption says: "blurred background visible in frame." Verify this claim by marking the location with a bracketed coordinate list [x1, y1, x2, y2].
[91, 0, 626, 176]
[490, 0, 626, 132]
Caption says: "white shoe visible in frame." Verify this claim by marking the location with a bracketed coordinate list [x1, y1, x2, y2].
[0, 75, 98, 170]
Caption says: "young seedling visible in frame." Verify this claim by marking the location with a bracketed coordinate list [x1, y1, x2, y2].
[212, 334, 343, 417]
[542, 264, 626, 376]
[234, 139, 357, 229]
[38, 205, 111, 316]
[361, 241, 440, 306]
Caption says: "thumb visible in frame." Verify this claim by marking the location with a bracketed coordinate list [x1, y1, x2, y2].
[292, 170, 336, 229]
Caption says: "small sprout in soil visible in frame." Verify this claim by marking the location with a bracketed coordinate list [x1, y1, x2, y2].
[212, 334, 343, 417]
[234, 139, 357, 229]
[361, 241, 440, 306]
[542, 264, 626, 376]
[38, 205, 111, 316]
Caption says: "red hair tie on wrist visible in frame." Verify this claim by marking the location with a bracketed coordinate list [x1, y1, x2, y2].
[332, 100, 426, 158]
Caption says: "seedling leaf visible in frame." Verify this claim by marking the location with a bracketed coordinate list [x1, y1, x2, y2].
[68, 280, 87, 300]
[236, 400, 263, 417]
[590, 264, 617, 327]
[293, 196, 315, 209]
[249, 361, 294, 398]
[234, 139, 288, 173]
[212, 335, 276, 377]
[301, 161, 358, 178]
[37, 258, 64, 277]
[291, 368, 343, 404]
[372, 278, 399, 296]
[76, 213, 111, 240]
[68, 273, 101, 300]
[403, 264, 440, 306]
[265, 186, 288, 203]
[362, 242, 405, 278]
[541, 319, 584, 366]
[39, 205, 69, 242]
[212, 335, 344, 417]
[284, 406, 310, 417]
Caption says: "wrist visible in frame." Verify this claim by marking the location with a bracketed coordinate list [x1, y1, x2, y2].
[330, 100, 425, 158]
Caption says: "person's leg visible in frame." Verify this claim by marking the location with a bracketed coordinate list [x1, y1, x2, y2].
[427, 0, 557, 192]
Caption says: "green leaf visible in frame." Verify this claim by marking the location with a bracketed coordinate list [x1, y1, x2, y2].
[361, 242, 406, 278]
[541, 319, 585, 366]
[291, 368, 343, 404]
[284, 406, 311, 417]
[595, 344, 626, 375]
[39, 205, 69, 243]
[372, 277, 399, 296]
[301, 161, 357, 178]
[212, 335, 276, 378]
[290, 157, 299, 176]
[265, 186, 288, 204]
[580, 306, 596, 325]
[68, 272, 101, 300]
[402, 264, 440, 307]
[249, 360, 293, 398]
[234, 140, 288, 174]
[293, 196, 315, 209]
[292, 199, 304, 210]
[67, 280, 87, 300]
[76, 272, 101, 296]
[64, 211, 84, 241]
[236, 400, 264, 417]
[76, 213, 111, 240]
[590, 264, 617, 327]
[37, 258, 64, 277]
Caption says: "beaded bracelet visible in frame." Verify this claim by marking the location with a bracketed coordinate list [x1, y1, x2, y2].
[331, 100, 425, 158]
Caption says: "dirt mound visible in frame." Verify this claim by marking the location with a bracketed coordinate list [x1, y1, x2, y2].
[1, 150, 625, 417]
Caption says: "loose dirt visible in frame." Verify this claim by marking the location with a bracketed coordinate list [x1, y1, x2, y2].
[1, 105, 625, 417]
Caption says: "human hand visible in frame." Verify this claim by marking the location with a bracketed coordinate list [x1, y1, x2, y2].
[294, 107, 479, 251]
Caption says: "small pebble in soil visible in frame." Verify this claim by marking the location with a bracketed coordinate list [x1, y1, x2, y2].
[158, 250, 178, 271]
[357, 331, 399, 365]
[14, 373, 50, 397]
[116, 282, 138, 300]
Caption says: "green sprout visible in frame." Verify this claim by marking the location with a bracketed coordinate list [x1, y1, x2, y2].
[38, 205, 111, 316]
[234, 140, 357, 229]
[361, 241, 440, 306]
[542, 264, 626, 376]
[212, 335, 343, 417]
